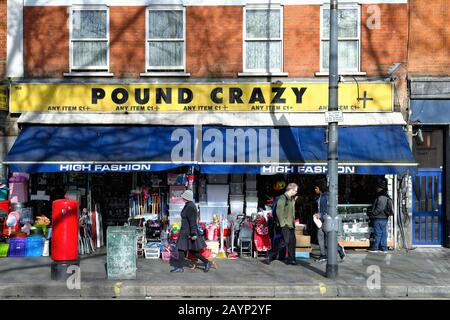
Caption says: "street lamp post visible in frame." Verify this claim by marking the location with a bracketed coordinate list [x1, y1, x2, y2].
[326, 0, 339, 279]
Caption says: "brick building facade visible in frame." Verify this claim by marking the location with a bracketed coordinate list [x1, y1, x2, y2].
[6, 0, 444, 250]
[407, 0, 450, 247]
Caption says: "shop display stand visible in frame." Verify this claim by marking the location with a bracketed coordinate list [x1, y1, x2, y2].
[136, 226, 146, 258]
[337, 204, 394, 248]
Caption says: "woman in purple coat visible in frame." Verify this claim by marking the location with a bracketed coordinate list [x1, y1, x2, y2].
[170, 189, 211, 273]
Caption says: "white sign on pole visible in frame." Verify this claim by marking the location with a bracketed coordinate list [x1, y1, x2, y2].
[325, 111, 344, 123]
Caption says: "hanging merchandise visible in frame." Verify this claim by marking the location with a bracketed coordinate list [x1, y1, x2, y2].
[9, 173, 29, 204]
[0, 182, 9, 201]
[273, 180, 286, 192]
[79, 208, 95, 255]
[253, 215, 271, 253]
[205, 223, 219, 241]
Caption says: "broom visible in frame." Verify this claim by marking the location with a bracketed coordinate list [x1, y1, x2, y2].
[216, 214, 227, 259]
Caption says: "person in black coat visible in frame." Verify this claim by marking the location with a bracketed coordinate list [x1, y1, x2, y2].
[170, 189, 212, 273]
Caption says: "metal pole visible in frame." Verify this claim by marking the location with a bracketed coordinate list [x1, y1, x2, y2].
[326, 0, 339, 279]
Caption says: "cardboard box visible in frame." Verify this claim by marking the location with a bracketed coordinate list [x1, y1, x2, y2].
[206, 240, 220, 254]
[295, 247, 312, 253]
[295, 224, 306, 235]
[295, 235, 311, 248]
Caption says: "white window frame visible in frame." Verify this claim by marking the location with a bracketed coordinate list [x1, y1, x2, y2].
[243, 4, 284, 73]
[320, 4, 361, 74]
[69, 5, 110, 72]
[145, 6, 186, 72]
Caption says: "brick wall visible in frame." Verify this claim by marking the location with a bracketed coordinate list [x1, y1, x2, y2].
[408, 0, 450, 76]
[361, 4, 408, 76]
[22, 4, 410, 79]
[110, 6, 146, 78]
[24, 6, 69, 78]
[284, 6, 320, 77]
[186, 6, 242, 78]
[0, 0, 6, 77]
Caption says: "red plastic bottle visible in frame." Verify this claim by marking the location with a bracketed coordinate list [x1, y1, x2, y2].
[51, 199, 79, 261]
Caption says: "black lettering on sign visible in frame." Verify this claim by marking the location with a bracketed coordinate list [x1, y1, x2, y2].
[249, 87, 266, 104]
[211, 87, 223, 104]
[271, 87, 286, 104]
[92, 88, 105, 104]
[112, 88, 129, 104]
[156, 88, 172, 104]
[135, 88, 150, 104]
[229, 88, 243, 104]
[292, 87, 307, 103]
[178, 88, 193, 104]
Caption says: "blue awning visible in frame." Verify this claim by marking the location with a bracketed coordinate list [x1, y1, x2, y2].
[4, 125, 417, 175]
[4, 126, 196, 173]
[197, 126, 417, 175]
[410, 100, 450, 124]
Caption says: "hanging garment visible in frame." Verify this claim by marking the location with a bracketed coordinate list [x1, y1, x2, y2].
[253, 216, 271, 252]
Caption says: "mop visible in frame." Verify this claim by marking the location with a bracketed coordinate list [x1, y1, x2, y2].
[227, 220, 238, 259]
[216, 214, 227, 259]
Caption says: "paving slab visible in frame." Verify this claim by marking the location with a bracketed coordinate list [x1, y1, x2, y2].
[1, 247, 450, 298]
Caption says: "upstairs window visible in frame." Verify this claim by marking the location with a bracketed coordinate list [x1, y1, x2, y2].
[147, 8, 185, 71]
[244, 6, 283, 73]
[70, 6, 109, 71]
[321, 5, 360, 73]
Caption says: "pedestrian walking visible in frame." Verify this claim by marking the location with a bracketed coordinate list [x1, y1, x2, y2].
[170, 189, 212, 273]
[314, 179, 345, 262]
[368, 179, 392, 253]
[263, 183, 298, 266]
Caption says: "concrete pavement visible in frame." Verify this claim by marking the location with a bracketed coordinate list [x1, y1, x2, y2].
[1, 247, 450, 299]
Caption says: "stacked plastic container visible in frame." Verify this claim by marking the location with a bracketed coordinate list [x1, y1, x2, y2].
[7, 238, 27, 257]
[245, 174, 258, 216]
[25, 236, 45, 256]
[168, 185, 186, 226]
[229, 175, 245, 219]
[144, 241, 161, 259]
[199, 175, 229, 223]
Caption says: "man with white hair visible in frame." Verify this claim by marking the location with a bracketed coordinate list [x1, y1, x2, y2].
[264, 183, 298, 266]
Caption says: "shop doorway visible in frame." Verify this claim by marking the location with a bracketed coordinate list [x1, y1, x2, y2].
[412, 169, 443, 246]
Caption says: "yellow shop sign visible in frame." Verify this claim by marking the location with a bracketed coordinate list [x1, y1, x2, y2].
[10, 82, 393, 113]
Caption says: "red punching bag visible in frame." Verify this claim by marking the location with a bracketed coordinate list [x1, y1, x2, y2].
[51, 199, 79, 261]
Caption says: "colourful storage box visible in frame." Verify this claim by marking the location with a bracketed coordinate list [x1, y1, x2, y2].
[26, 237, 44, 256]
[295, 252, 310, 259]
[8, 238, 26, 257]
[0, 243, 9, 257]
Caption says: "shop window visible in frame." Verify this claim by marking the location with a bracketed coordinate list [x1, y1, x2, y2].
[244, 6, 283, 73]
[146, 7, 185, 72]
[70, 6, 109, 72]
[320, 5, 360, 73]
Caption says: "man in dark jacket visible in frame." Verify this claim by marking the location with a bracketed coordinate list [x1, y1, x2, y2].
[314, 179, 345, 262]
[170, 189, 211, 273]
[368, 179, 390, 253]
[264, 183, 298, 265]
